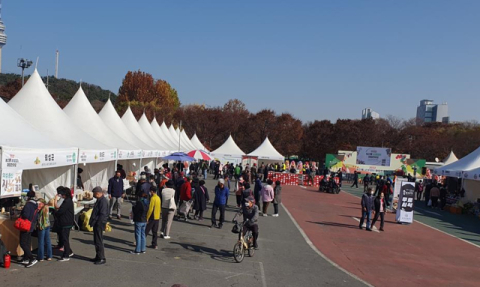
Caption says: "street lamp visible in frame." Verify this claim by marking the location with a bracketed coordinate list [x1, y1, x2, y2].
[17, 58, 33, 86]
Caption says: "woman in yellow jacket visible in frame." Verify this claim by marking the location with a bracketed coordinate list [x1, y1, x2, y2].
[145, 186, 161, 249]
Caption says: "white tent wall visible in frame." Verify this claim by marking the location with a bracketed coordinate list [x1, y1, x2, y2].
[82, 161, 116, 191]
[142, 158, 156, 172]
[22, 165, 72, 200]
[463, 179, 480, 203]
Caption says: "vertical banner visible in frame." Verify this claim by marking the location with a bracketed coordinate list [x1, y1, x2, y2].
[395, 181, 415, 223]
[391, 178, 406, 212]
[1, 169, 23, 198]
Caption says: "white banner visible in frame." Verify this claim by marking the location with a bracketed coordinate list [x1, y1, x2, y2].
[395, 181, 415, 223]
[1, 148, 78, 170]
[118, 149, 143, 160]
[356, 146, 391, 167]
[1, 147, 78, 198]
[77, 149, 117, 163]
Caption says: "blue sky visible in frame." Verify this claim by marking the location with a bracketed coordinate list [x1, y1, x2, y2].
[2, 0, 479, 122]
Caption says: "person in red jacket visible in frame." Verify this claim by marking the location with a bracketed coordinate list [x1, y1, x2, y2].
[178, 176, 193, 219]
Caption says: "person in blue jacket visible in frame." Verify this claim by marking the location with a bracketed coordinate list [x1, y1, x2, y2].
[210, 179, 229, 229]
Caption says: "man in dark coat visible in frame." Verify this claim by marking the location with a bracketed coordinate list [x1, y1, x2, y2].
[194, 180, 209, 220]
[254, 177, 263, 209]
[108, 171, 124, 219]
[89, 187, 109, 265]
[359, 188, 375, 231]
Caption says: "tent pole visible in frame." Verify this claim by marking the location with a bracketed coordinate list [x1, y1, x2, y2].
[73, 163, 78, 190]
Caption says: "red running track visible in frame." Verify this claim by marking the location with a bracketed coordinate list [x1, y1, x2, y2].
[282, 185, 480, 287]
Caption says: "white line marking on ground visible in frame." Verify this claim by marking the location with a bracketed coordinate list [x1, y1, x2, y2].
[299, 185, 307, 189]
[259, 261, 267, 287]
[342, 190, 480, 249]
[281, 203, 373, 287]
[351, 217, 380, 233]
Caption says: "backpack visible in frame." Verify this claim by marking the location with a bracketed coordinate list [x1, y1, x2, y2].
[418, 184, 424, 192]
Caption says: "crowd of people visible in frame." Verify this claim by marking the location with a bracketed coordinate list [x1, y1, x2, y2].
[13, 161, 285, 269]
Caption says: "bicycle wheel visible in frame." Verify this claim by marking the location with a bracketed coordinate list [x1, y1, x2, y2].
[233, 242, 245, 263]
[248, 246, 255, 257]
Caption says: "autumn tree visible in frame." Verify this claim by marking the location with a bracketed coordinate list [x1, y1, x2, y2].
[116, 70, 180, 120]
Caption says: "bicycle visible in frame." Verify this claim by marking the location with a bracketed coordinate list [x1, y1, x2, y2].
[232, 220, 255, 263]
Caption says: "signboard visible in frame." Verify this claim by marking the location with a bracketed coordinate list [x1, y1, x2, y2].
[1, 147, 78, 198]
[395, 181, 415, 223]
[356, 146, 391, 167]
[77, 149, 117, 163]
[1, 169, 23, 199]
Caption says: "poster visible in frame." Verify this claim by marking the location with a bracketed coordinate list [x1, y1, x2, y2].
[395, 181, 415, 223]
[356, 146, 391, 167]
[391, 178, 405, 212]
[1, 169, 23, 198]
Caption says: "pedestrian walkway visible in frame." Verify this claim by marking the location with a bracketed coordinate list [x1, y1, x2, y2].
[1, 179, 365, 287]
[282, 184, 480, 287]
[342, 185, 480, 247]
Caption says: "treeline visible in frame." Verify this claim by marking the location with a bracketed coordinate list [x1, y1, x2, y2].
[171, 104, 480, 162]
[0, 73, 116, 111]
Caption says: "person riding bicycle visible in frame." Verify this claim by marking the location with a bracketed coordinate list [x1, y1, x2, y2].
[242, 198, 259, 249]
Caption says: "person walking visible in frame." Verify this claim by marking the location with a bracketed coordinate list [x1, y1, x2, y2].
[351, 171, 359, 188]
[56, 187, 74, 262]
[430, 183, 440, 208]
[416, 180, 424, 201]
[363, 174, 370, 193]
[146, 186, 161, 249]
[89, 187, 109, 265]
[371, 192, 388, 231]
[194, 180, 209, 220]
[19, 192, 40, 268]
[260, 179, 274, 216]
[254, 176, 263, 209]
[131, 192, 148, 254]
[211, 179, 229, 229]
[37, 199, 52, 262]
[108, 171, 124, 220]
[161, 180, 176, 239]
[235, 177, 245, 208]
[179, 176, 193, 219]
[359, 188, 375, 231]
[272, 180, 282, 217]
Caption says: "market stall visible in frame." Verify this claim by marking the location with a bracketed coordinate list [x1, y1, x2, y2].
[64, 87, 143, 190]
[138, 114, 173, 156]
[247, 137, 285, 165]
[210, 135, 245, 164]
[190, 133, 208, 151]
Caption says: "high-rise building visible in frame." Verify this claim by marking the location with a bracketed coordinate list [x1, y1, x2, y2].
[361, 108, 380, 120]
[0, 0, 6, 73]
[416, 100, 449, 124]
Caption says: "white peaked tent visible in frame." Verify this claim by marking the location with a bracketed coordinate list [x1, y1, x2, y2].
[121, 107, 159, 170]
[8, 69, 116, 162]
[168, 125, 187, 151]
[138, 113, 173, 156]
[248, 137, 284, 161]
[63, 87, 142, 190]
[191, 133, 207, 151]
[151, 119, 177, 151]
[435, 146, 480, 177]
[211, 135, 245, 164]
[0, 97, 77, 199]
[175, 127, 181, 136]
[162, 123, 180, 151]
[98, 100, 153, 174]
[443, 151, 459, 165]
[180, 130, 197, 151]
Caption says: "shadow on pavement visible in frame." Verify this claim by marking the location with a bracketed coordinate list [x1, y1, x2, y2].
[307, 220, 359, 229]
[169, 241, 235, 263]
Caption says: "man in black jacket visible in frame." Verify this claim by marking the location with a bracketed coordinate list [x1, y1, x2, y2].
[89, 187, 108, 265]
[108, 171, 124, 220]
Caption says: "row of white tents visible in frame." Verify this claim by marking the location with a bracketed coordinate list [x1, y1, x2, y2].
[435, 147, 480, 202]
[0, 69, 285, 201]
[0, 70, 207, 200]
